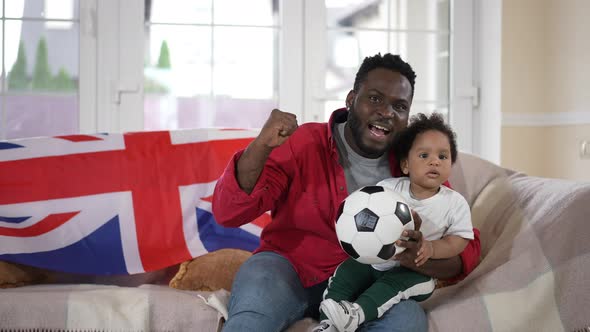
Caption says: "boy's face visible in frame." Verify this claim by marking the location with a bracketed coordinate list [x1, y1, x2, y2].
[344, 68, 413, 159]
[401, 130, 452, 194]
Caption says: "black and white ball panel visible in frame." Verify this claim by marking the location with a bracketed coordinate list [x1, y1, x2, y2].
[354, 208, 379, 232]
[395, 202, 412, 225]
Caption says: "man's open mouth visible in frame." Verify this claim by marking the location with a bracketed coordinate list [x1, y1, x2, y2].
[368, 124, 391, 137]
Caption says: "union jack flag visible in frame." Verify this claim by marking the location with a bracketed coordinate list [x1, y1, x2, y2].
[0, 129, 270, 275]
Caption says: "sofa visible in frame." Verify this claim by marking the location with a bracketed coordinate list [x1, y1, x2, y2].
[1, 128, 589, 332]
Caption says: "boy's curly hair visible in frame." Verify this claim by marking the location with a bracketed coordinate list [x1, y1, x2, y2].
[393, 112, 458, 165]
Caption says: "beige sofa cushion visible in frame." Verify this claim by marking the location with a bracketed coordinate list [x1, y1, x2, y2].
[450, 152, 516, 207]
[170, 248, 251, 292]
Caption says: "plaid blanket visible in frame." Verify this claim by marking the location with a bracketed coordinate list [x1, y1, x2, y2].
[423, 153, 590, 332]
[0, 284, 221, 332]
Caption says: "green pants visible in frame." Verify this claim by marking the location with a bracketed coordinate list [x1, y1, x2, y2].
[321, 258, 435, 322]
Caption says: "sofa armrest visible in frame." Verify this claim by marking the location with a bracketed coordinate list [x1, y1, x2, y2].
[425, 162, 590, 332]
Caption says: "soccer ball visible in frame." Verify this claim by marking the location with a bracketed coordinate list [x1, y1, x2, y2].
[335, 185, 414, 265]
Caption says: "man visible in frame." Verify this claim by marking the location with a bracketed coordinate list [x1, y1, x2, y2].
[212, 53, 481, 332]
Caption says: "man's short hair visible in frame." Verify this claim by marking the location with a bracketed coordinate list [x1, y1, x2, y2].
[353, 53, 416, 97]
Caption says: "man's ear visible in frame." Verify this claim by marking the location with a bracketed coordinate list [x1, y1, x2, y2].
[345, 90, 356, 110]
[401, 159, 409, 175]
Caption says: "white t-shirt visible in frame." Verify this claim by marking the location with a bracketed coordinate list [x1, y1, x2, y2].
[372, 177, 474, 271]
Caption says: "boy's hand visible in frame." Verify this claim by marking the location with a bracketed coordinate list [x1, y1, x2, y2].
[415, 240, 434, 266]
[394, 210, 423, 267]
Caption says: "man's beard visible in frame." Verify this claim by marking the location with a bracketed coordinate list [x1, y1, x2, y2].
[347, 110, 389, 158]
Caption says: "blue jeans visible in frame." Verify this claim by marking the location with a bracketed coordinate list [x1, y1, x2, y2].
[222, 251, 427, 332]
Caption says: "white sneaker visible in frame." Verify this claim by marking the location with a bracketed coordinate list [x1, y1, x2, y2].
[319, 299, 363, 332]
[311, 319, 338, 332]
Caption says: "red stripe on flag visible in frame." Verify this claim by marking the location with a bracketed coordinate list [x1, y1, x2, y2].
[252, 213, 271, 228]
[55, 135, 103, 142]
[0, 212, 79, 237]
[125, 133, 190, 270]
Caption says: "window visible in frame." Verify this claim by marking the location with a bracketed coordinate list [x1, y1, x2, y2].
[2, 0, 475, 153]
[1, 0, 80, 139]
[320, 0, 451, 121]
[143, 0, 280, 130]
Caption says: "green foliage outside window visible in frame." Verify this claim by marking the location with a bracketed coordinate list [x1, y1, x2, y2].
[145, 40, 172, 93]
[10, 36, 159, 93]
[32, 37, 53, 90]
[156, 40, 171, 69]
[8, 37, 77, 92]
[53, 67, 76, 91]
[144, 77, 170, 94]
[8, 41, 29, 90]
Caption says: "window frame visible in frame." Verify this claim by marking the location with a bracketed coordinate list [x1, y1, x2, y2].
[79, 0, 98, 134]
